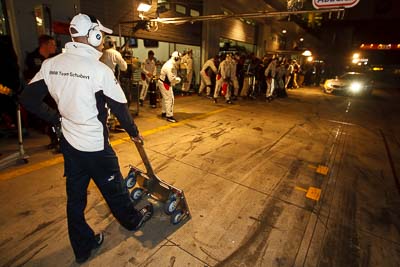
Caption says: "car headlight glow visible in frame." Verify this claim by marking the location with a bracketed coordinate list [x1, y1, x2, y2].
[350, 82, 362, 93]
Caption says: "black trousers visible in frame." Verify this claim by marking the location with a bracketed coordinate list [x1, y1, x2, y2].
[61, 138, 141, 259]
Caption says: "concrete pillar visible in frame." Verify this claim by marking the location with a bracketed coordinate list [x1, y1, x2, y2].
[201, 0, 222, 63]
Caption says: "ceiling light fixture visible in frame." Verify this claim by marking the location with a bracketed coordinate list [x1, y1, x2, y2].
[302, 50, 312, 56]
[137, 0, 152, 12]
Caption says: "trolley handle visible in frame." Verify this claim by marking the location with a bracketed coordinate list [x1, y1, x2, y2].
[132, 137, 157, 178]
[131, 135, 144, 145]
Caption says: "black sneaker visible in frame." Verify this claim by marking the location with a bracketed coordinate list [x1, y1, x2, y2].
[75, 232, 104, 264]
[139, 99, 144, 106]
[213, 97, 218, 104]
[166, 116, 177, 123]
[134, 204, 154, 231]
[53, 143, 61, 154]
[161, 112, 166, 118]
[46, 142, 57, 150]
[226, 99, 233, 104]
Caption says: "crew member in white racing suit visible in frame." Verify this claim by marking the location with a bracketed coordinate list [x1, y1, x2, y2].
[213, 54, 232, 104]
[265, 57, 278, 101]
[198, 56, 218, 97]
[100, 36, 128, 130]
[180, 49, 193, 94]
[228, 54, 240, 99]
[139, 50, 157, 106]
[158, 51, 181, 123]
[19, 13, 153, 263]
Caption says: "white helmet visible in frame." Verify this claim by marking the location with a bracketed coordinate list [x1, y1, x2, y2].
[171, 51, 181, 62]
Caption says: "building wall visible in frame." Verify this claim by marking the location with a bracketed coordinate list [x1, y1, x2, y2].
[80, 0, 202, 84]
[80, 0, 202, 46]
[6, 0, 79, 69]
[202, 0, 257, 62]
[220, 18, 256, 44]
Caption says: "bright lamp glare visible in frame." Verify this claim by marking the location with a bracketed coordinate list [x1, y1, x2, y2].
[352, 53, 360, 59]
[137, 3, 152, 12]
[350, 82, 362, 93]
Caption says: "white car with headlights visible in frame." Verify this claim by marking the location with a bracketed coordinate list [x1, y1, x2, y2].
[323, 72, 373, 96]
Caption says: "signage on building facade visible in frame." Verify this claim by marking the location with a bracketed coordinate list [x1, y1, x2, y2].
[313, 0, 360, 9]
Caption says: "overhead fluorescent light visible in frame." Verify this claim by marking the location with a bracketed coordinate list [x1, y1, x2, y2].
[137, 1, 152, 12]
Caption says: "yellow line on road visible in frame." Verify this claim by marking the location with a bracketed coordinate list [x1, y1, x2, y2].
[0, 156, 65, 180]
[0, 107, 230, 181]
[295, 186, 308, 192]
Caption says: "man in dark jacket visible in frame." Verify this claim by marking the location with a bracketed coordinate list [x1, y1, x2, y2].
[24, 34, 59, 150]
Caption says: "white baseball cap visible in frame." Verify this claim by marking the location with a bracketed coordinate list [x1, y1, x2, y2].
[69, 13, 112, 37]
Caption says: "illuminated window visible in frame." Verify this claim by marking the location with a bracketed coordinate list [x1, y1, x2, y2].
[157, 0, 169, 11]
[190, 9, 199, 17]
[176, 4, 186, 14]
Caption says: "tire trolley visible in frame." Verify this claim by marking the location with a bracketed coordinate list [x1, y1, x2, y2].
[125, 140, 191, 225]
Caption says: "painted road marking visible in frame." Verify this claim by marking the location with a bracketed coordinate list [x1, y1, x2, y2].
[295, 186, 322, 201]
[111, 107, 230, 146]
[316, 165, 329, 175]
[306, 187, 321, 201]
[0, 107, 231, 181]
[295, 186, 308, 193]
[0, 156, 64, 180]
[327, 119, 356, 126]
[308, 164, 329, 175]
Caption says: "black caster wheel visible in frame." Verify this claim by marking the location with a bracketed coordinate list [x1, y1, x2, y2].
[130, 188, 144, 201]
[17, 158, 29, 164]
[125, 171, 137, 189]
[164, 197, 177, 215]
[170, 209, 184, 225]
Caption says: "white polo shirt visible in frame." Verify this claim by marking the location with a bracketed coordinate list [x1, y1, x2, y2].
[31, 42, 127, 152]
[100, 48, 127, 73]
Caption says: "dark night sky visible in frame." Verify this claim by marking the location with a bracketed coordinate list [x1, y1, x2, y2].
[344, 0, 400, 43]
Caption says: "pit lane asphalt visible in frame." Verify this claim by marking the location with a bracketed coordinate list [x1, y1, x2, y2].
[1, 87, 399, 267]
